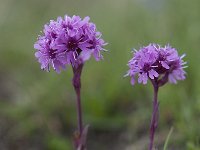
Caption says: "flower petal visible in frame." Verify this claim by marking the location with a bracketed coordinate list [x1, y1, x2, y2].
[148, 69, 159, 79]
[161, 61, 170, 69]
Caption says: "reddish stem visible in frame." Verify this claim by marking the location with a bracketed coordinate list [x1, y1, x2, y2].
[72, 64, 85, 150]
[149, 80, 159, 150]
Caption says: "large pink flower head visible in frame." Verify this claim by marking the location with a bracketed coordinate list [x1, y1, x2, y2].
[125, 43, 187, 85]
[34, 15, 107, 73]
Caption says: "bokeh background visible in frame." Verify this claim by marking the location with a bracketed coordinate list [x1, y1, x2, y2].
[0, 0, 200, 149]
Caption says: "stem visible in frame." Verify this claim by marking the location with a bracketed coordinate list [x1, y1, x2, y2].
[75, 83, 83, 135]
[149, 81, 159, 150]
[72, 64, 84, 137]
[72, 64, 89, 150]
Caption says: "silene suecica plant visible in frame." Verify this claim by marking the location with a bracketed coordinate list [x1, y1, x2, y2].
[34, 15, 107, 150]
[125, 43, 187, 150]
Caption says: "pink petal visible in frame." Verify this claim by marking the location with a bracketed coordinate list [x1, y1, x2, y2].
[168, 74, 177, 84]
[52, 60, 61, 73]
[35, 51, 42, 58]
[148, 69, 159, 79]
[138, 73, 148, 84]
[34, 43, 42, 50]
[131, 77, 135, 85]
[161, 61, 170, 69]
[79, 50, 92, 62]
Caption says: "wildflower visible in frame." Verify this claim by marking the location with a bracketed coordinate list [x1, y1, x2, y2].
[34, 15, 107, 73]
[34, 15, 107, 150]
[125, 43, 187, 150]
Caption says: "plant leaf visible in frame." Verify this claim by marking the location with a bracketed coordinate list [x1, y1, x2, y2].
[163, 127, 174, 150]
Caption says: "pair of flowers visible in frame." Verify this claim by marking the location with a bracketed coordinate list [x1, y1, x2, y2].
[34, 15, 186, 85]
[34, 15, 186, 150]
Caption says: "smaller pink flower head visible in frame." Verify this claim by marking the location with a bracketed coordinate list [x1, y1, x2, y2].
[125, 43, 187, 85]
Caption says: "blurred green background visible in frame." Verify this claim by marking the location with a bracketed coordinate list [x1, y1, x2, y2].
[0, 0, 200, 149]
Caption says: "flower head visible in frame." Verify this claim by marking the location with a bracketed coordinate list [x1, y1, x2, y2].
[34, 15, 107, 73]
[126, 43, 187, 85]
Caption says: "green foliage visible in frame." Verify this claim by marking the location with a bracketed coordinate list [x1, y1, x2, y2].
[46, 135, 72, 150]
[187, 142, 200, 150]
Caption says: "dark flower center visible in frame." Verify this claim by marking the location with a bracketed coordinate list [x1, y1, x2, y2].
[67, 38, 79, 51]
[62, 23, 73, 30]
[158, 54, 166, 61]
[88, 39, 96, 49]
[51, 32, 57, 39]
[48, 49, 57, 59]
[153, 61, 168, 74]
[67, 25, 73, 30]
[143, 63, 151, 72]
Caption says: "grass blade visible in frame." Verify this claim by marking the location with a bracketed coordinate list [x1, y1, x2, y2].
[163, 127, 174, 150]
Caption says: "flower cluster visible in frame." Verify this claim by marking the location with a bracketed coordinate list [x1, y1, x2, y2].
[126, 43, 187, 85]
[34, 15, 107, 73]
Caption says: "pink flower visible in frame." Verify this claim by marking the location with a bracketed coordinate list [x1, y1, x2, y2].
[34, 15, 107, 73]
[125, 44, 187, 85]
